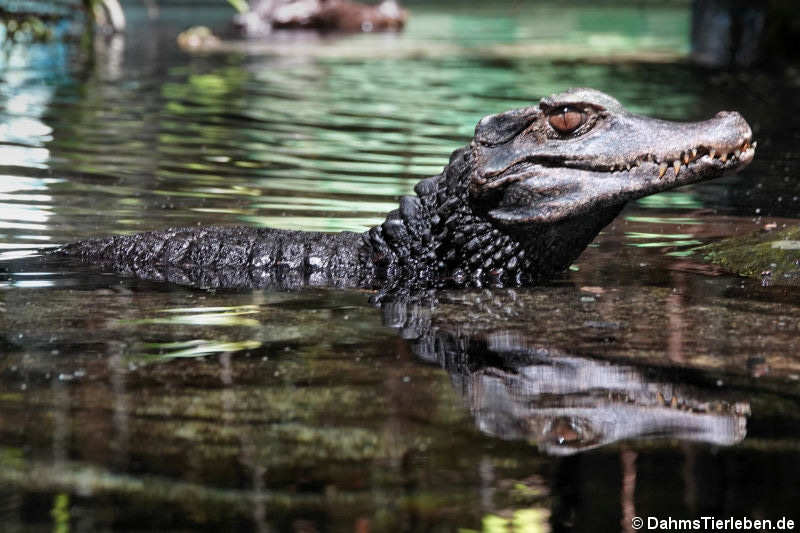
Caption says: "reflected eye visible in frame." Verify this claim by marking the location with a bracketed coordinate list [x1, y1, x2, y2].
[548, 106, 587, 134]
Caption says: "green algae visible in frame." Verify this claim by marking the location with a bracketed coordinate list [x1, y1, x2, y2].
[701, 226, 800, 286]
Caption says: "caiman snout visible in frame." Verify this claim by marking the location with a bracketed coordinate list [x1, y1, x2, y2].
[696, 110, 754, 170]
[711, 110, 752, 143]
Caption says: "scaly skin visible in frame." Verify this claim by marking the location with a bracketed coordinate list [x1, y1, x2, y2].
[56, 226, 376, 289]
[54, 88, 756, 291]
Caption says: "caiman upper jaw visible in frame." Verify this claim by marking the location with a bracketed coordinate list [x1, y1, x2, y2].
[562, 109, 755, 178]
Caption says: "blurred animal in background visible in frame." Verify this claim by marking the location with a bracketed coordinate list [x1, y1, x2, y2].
[232, 0, 407, 37]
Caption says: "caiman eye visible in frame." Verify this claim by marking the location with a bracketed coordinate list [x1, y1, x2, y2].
[548, 106, 587, 134]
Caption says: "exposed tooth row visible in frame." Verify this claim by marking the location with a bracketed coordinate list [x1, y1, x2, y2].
[654, 140, 756, 179]
[656, 391, 684, 409]
[611, 140, 755, 177]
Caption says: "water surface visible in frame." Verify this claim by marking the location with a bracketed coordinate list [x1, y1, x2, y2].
[1, 3, 800, 531]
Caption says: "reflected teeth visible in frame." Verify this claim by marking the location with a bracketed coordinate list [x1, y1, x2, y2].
[658, 162, 668, 179]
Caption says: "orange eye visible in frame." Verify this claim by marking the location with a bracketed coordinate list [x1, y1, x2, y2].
[548, 107, 586, 134]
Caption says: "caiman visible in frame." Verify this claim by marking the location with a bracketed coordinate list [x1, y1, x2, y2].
[53, 88, 755, 291]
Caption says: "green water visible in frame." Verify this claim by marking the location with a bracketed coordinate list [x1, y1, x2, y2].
[1, 2, 800, 532]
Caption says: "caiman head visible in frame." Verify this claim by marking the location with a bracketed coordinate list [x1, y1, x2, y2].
[471, 87, 754, 224]
[398, 88, 755, 286]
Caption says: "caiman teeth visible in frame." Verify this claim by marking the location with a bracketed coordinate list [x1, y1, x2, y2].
[656, 392, 683, 408]
[608, 139, 754, 176]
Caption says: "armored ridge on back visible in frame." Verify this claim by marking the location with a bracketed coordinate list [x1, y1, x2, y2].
[53, 88, 756, 291]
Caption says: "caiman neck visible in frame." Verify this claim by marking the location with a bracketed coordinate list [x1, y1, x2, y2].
[360, 147, 521, 287]
[366, 146, 590, 288]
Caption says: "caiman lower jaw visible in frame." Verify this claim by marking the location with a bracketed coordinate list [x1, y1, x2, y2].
[487, 138, 755, 227]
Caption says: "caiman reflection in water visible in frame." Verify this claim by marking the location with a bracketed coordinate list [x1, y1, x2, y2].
[382, 293, 749, 455]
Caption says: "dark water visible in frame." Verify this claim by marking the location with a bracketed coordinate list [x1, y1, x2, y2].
[1, 3, 800, 531]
